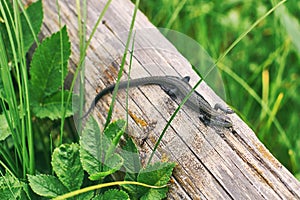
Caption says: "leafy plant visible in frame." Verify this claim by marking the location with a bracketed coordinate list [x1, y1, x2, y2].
[29, 26, 72, 120]
[1, 18, 72, 176]
[80, 118, 125, 181]
[26, 118, 175, 199]
[0, 172, 30, 199]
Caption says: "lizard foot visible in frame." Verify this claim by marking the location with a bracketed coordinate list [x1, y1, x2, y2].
[214, 103, 234, 114]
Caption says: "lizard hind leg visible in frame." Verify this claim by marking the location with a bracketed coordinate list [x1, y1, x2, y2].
[160, 76, 190, 100]
[198, 113, 211, 126]
[160, 85, 178, 100]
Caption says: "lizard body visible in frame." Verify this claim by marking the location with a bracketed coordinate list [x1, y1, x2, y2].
[82, 76, 233, 127]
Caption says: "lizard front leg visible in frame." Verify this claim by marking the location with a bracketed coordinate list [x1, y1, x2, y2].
[214, 103, 234, 114]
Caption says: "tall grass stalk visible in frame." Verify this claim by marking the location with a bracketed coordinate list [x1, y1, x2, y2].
[104, 0, 140, 129]
[65, 0, 112, 134]
[0, 0, 34, 177]
[55, 0, 65, 145]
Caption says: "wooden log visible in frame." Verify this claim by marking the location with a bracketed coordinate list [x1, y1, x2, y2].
[35, 0, 300, 199]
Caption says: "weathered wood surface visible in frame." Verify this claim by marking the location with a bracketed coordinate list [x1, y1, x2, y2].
[35, 0, 300, 199]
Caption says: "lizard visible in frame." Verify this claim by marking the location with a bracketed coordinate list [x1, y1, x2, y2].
[82, 76, 234, 128]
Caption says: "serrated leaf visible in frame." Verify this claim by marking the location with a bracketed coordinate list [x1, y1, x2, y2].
[0, 172, 17, 188]
[89, 153, 123, 181]
[120, 137, 141, 176]
[75, 191, 95, 200]
[80, 116, 107, 180]
[138, 162, 175, 186]
[140, 187, 168, 200]
[123, 162, 175, 199]
[102, 153, 124, 173]
[27, 174, 68, 198]
[0, 187, 23, 200]
[104, 119, 126, 159]
[138, 162, 175, 200]
[93, 189, 130, 200]
[80, 148, 103, 178]
[51, 143, 84, 191]
[120, 137, 141, 187]
[80, 117, 124, 181]
[31, 90, 74, 120]
[0, 114, 11, 141]
[29, 26, 70, 102]
[0, 172, 25, 199]
[80, 116, 103, 170]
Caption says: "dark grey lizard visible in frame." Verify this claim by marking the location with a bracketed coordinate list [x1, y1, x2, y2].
[82, 76, 233, 127]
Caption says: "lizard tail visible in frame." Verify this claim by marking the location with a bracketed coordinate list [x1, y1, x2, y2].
[80, 84, 115, 119]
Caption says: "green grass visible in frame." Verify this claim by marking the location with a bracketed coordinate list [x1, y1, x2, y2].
[0, 0, 42, 177]
[137, 0, 300, 179]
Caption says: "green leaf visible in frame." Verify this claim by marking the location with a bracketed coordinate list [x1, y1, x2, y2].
[138, 162, 175, 200]
[31, 90, 74, 120]
[93, 189, 130, 200]
[29, 26, 71, 119]
[120, 136, 141, 173]
[51, 143, 84, 191]
[29, 26, 70, 102]
[89, 153, 123, 181]
[123, 162, 175, 200]
[0, 172, 26, 199]
[27, 174, 68, 198]
[80, 117, 124, 181]
[0, 187, 23, 200]
[140, 188, 168, 200]
[21, 0, 43, 52]
[120, 137, 141, 181]
[0, 114, 11, 141]
[138, 162, 175, 186]
[76, 191, 95, 200]
[80, 148, 103, 179]
[80, 117, 103, 175]
[104, 119, 126, 159]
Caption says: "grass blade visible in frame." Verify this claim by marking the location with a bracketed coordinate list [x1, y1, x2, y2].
[104, 0, 140, 128]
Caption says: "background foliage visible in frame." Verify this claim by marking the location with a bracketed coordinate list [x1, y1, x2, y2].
[136, 0, 300, 179]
